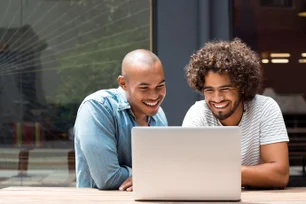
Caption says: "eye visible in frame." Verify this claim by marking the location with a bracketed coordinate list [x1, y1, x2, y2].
[156, 84, 165, 89]
[139, 87, 148, 91]
[220, 88, 230, 91]
[204, 89, 213, 93]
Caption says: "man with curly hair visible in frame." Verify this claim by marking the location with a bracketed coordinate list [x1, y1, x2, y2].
[182, 38, 289, 189]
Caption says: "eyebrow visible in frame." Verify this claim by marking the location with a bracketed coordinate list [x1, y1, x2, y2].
[203, 84, 234, 89]
[138, 80, 166, 86]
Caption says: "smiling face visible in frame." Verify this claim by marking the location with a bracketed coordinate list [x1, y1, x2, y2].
[203, 71, 244, 126]
[118, 60, 166, 120]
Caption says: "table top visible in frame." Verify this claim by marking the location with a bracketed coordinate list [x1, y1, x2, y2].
[1, 187, 306, 204]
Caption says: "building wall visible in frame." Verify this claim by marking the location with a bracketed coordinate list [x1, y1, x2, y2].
[155, 0, 232, 125]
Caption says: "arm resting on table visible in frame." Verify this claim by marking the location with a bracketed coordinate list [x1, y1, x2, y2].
[75, 100, 131, 190]
[242, 142, 289, 188]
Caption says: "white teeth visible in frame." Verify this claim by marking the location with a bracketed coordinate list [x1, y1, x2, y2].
[144, 101, 158, 106]
[214, 104, 227, 108]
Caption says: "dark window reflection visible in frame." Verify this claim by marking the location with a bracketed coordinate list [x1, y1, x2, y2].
[0, 0, 150, 188]
[234, 0, 306, 185]
[260, 0, 292, 7]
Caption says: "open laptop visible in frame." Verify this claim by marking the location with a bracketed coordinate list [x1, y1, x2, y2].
[132, 126, 241, 201]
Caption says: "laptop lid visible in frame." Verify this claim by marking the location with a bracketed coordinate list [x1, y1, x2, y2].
[132, 126, 241, 201]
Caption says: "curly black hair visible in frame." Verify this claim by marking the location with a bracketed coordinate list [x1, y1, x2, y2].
[185, 38, 262, 102]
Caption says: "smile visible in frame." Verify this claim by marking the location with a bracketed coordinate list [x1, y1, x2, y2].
[143, 100, 159, 107]
[212, 102, 229, 109]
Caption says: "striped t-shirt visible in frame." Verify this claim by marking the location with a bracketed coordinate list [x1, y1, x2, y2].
[182, 94, 289, 166]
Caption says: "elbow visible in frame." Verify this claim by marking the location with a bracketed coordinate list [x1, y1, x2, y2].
[278, 173, 289, 189]
[97, 184, 118, 190]
[96, 183, 110, 190]
[272, 162, 290, 189]
[96, 181, 120, 190]
[95, 175, 123, 190]
[274, 170, 289, 189]
[97, 186, 113, 190]
[94, 168, 129, 190]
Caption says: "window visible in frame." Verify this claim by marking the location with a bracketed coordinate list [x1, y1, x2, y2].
[0, 0, 151, 188]
[234, 0, 306, 181]
[260, 0, 293, 7]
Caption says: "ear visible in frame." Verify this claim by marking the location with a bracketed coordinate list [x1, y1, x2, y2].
[118, 75, 127, 91]
[239, 87, 244, 94]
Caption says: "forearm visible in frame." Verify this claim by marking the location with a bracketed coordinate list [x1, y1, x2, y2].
[85, 147, 132, 190]
[75, 100, 134, 190]
[91, 166, 130, 190]
[241, 163, 289, 188]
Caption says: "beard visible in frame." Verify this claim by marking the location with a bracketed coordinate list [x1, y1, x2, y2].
[211, 96, 243, 121]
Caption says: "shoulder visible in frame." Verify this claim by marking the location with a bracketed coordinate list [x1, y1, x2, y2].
[249, 95, 281, 111]
[189, 100, 207, 111]
[182, 100, 214, 126]
[183, 100, 205, 118]
[82, 88, 121, 105]
[187, 100, 212, 116]
[78, 88, 124, 114]
[246, 95, 282, 119]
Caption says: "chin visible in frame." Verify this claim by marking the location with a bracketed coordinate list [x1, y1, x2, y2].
[146, 109, 159, 116]
[147, 111, 158, 117]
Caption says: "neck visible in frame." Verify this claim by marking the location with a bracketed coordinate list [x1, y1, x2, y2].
[135, 115, 149, 126]
[131, 109, 149, 126]
[219, 102, 244, 126]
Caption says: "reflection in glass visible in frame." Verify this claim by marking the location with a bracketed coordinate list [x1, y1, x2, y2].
[0, 0, 150, 188]
[234, 0, 306, 186]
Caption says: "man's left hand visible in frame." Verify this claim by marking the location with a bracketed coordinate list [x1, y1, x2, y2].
[119, 176, 133, 192]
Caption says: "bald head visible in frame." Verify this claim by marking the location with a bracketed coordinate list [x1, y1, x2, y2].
[121, 49, 161, 77]
[118, 49, 166, 119]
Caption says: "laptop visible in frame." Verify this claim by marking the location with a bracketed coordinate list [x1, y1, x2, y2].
[131, 126, 241, 201]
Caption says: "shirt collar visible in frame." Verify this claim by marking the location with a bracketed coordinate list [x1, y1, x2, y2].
[117, 86, 131, 111]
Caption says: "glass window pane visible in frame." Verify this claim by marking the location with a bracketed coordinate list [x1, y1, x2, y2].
[233, 0, 306, 185]
[260, 0, 292, 7]
[0, 0, 150, 188]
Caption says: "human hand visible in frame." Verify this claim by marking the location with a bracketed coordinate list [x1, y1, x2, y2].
[119, 176, 133, 192]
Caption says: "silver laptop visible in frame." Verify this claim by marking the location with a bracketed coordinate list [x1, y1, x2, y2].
[132, 126, 241, 201]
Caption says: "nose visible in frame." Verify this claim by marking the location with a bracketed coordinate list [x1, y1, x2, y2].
[147, 89, 160, 100]
[212, 91, 224, 103]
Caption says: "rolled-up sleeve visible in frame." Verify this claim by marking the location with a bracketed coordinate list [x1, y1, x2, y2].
[74, 99, 129, 190]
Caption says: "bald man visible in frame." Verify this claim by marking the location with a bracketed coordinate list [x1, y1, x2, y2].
[74, 49, 167, 191]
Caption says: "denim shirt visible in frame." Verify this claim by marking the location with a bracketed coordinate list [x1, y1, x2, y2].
[74, 87, 168, 190]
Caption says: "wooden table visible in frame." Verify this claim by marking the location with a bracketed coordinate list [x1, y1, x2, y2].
[0, 187, 306, 204]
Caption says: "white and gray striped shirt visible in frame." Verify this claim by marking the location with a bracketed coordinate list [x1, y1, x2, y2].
[182, 95, 289, 166]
